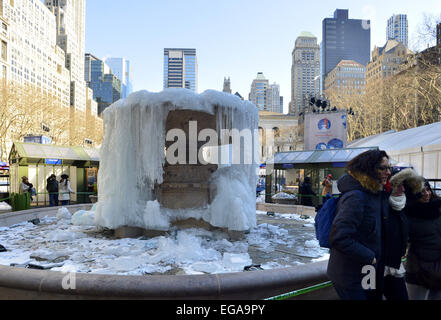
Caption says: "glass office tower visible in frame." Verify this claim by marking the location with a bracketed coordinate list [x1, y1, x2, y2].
[322, 9, 371, 89]
[164, 48, 198, 92]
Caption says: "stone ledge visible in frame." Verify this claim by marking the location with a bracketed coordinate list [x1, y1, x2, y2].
[256, 203, 316, 218]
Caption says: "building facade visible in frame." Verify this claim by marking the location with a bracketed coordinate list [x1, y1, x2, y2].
[0, 0, 102, 158]
[290, 32, 320, 116]
[0, 3, 9, 82]
[249, 72, 269, 111]
[324, 60, 366, 96]
[1, 0, 70, 106]
[105, 57, 133, 99]
[223, 77, 232, 94]
[85, 53, 121, 115]
[387, 14, 409, 47]
[366, 40, 413, 85]
[322, 9, 371, 89]
[268, 83, 281, 114]
[163, 48, 198, 92]
[45, 0, 87, 111]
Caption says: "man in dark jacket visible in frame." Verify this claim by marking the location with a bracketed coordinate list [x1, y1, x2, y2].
[327, 150, 390, 300]
[46, 174, 59, 207]
[299, 177, 316, 207]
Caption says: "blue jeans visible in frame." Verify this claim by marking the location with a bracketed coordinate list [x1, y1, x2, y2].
[61, 200, 70, 206]
[49, 194, 59, 207]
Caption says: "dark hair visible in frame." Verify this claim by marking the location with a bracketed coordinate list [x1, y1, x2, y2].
[424, 180, 440, 201]
[347, 150, 389, 179]
[304, 177, 311, 184]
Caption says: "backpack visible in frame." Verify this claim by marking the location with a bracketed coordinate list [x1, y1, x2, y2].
[314, 190, 365, 249]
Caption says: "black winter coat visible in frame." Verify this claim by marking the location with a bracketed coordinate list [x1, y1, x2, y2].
[327, 173, 389, 289]
[383, 207, 409, 269]
[405, 199, 441, 262]
[299, 182, 316, 207]
[404, 199, 441, 286]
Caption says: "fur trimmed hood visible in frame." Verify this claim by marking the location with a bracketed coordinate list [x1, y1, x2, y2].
[347, 170, 383, 194]
[390, 168, 424, 195]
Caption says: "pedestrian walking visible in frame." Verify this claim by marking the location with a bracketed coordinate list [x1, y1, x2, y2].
[327, 150, 391, 300]
[59, 174, 75, 206]
[322, 174, 333, 204]
[381, 169, 422, 300]
[299, 177, 316, 207]
[46, 174, 59, 207]
[404, 180, 441, 300]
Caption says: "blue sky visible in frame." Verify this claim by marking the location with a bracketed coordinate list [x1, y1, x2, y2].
[85, 0, 441, 113]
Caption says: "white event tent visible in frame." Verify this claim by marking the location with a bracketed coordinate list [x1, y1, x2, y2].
[348, 121, 441, 179]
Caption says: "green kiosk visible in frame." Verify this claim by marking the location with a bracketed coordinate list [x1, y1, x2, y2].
[9, 142, 99, 209]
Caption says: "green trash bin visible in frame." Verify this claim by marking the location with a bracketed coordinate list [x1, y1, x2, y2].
[11, 193, 31, 212]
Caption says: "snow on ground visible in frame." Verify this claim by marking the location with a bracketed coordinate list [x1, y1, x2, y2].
[0, 202, 12, 212]
[0, 209, 328, 276]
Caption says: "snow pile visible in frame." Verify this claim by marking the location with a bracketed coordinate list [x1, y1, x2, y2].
[56, 207, 71, 221]
[272, 192, 296, 200]
[95, 89, 259, 232]
[72, 210, 95, 226]
[0, 202, 12, 212]
[0, 213, 328, 275]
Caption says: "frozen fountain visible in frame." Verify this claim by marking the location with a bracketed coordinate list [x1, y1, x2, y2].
[95, 89, 260, 237]
[0, 89, 333, 300]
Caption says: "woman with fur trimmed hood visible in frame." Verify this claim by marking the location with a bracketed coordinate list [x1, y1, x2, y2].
[380, 168, 422, 300]
[404, 177, 441, 300]
[327, 150, 391, 300]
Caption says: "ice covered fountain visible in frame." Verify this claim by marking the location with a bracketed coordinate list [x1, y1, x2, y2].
[0, 89, 333, 300]
[95, 89, 260, 236]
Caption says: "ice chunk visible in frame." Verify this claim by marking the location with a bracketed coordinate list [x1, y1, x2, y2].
[188, 262, 224, 274]
[0, 202, 12, 211]
[57, 207, 71, 221]
[71, 210, 95, 226]
[305, 240, 320, 248]
[30, 249, 70, 262]
[47, 230, 85, 242]
[222, 253, 253, 272]
[105, 256, 146, 272]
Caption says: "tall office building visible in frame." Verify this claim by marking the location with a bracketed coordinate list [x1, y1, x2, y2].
[0, 3, 9, 81]
[268, 83, 281, 113]
[387, 14, 408, 47]
[290, 32, 320, 116]
[1, 0, 70, 106]
[45, 0, 87, 111]
[163, 48, 198, 92]
[249, 72, 269, 111]
[322, 9, 371, 90]
[85, 53, 121, 115]
[105, 57, 133, 99]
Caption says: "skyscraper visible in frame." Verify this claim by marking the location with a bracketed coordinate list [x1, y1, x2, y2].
[163, 48, 198, 92]
[105, 57, 133, 99]
[45, 0, 87, 111]
[290, 32, 320, 116]
[85, 53, 121, 115]
[268, 83, 281, 114]
[387, 14, 409, 47]
[322, 9, 371, 90]
[249, 72, 269, 111]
